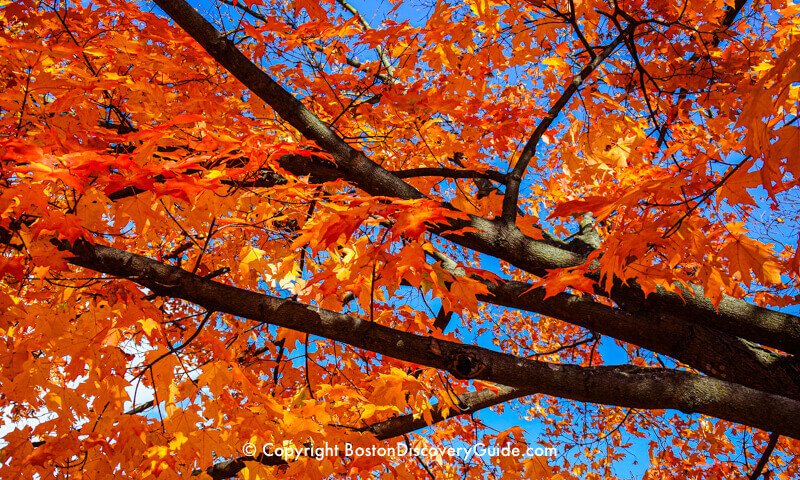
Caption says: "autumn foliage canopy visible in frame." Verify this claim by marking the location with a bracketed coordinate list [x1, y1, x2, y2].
[2, 0, 800, 478]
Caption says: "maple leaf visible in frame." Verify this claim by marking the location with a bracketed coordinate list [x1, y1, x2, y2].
[531, 267, 597, 299]
[719, 227, 782, 286]
[293, 0, 328, 20]
[549, 196, 618, 223]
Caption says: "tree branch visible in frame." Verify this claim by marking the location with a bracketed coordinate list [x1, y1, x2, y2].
[202, 386, 528, 479]
[501, 20, 637, 223]
[424, 250, 800, 402]
[58, 239, 800, 440]
[391, 167, 507, 184]
[748, 432, 780, 480]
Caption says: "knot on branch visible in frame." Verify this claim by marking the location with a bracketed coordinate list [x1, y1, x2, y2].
[210, 33, 231, 52]
[449, 352, 486, 379]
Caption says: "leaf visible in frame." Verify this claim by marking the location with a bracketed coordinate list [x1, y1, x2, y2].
[719, 230, 782, 286]
[293, 0, 328, 20]
[530, 267, 596, 299]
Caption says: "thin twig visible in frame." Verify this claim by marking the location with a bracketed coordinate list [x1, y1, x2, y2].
[135, 311, 214, 379]
[334, 0, 396, 81]
[192, 217, 217, 274]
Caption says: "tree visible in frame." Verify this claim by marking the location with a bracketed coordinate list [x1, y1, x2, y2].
[1, 0, 799, 477]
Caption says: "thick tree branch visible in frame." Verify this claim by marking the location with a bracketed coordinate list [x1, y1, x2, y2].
[426, 251, 800, 402]
[487, 281, 800, 399]
[432, 213, 800, 356]
[11, 209, 795, 403]
[59, 239, 800, 439]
